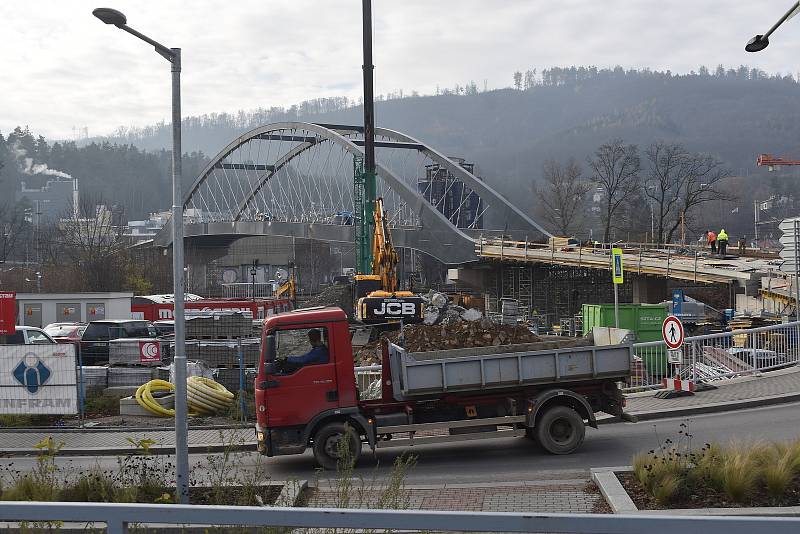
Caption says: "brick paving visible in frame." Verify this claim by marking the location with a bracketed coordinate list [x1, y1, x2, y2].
[307, 480, 600, 513]
[625, 366, 800, 415]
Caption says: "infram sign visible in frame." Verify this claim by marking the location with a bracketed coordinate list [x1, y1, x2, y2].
[0, 344, 77, 414]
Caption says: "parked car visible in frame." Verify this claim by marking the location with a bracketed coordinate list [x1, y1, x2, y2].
[152, 320, 175, 337]
[44, 322, 87, 344]
[80, 320, 158, 365]
[0, 326, 56, 345]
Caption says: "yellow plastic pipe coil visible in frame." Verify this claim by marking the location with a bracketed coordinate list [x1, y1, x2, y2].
[135, 377, 234, 417]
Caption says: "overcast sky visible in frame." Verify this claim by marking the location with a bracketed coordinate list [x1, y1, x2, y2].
[3, 0, 800, 140]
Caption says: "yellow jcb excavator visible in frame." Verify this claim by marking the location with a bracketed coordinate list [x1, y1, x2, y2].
[354, 197, 424, 323]
[275, 271, 296, 305]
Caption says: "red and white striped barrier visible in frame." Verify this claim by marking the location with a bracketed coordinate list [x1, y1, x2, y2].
[661, 378, 695, 392]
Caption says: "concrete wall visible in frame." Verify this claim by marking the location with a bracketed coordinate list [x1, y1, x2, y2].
[14, 293, 133, 328]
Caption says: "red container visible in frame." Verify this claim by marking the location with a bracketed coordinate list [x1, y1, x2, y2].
[0, 292, 16, 335]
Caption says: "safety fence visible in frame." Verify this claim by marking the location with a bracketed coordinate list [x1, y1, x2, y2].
[0, 501, 798, 534]
[627, 321, 800, 391]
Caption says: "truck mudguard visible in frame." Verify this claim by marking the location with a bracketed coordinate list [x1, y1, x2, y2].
[527, 389, 597, 429]
[302, 407, 376, 448]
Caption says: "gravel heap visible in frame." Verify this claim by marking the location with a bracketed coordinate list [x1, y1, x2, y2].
[306, 283, 353, 317]
[353, 317, 541, 365]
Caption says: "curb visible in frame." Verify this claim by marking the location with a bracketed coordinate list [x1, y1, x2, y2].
[622, 391, 800, 422]
[275, 480, 308, 507]
[0, 442, 257, 457]
[590, 467, 636, 513]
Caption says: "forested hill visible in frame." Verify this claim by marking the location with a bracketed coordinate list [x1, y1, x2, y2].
[96, 66, 800, 206]
[4, 66, 800, 222]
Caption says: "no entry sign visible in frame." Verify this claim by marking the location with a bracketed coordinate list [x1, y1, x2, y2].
[662, 315, 685, 350]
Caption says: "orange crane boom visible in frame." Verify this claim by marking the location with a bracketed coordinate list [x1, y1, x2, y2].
[757, 153, 800, 170]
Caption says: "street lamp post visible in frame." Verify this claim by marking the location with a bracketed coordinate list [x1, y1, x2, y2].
[92, 7, 189, 504]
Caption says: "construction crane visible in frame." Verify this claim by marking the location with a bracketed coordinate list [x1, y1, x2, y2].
[354, 198, 424, 324]
[757, 153, 800, 171]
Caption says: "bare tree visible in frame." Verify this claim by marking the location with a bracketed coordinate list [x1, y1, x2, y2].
[537, 158, 590, 236]
[588, 140, 641, 242]
[643, 141, 732, 243]
[0, 203, 29, 264]
[41, 194, 129, 291]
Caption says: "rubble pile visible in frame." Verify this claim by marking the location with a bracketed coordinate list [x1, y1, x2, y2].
[353, 318, 542, 365]
[421, 290, 486, 326]
[306, 283, 353, 317]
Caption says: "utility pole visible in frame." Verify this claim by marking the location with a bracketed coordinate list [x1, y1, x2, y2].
[356, 0, 376, 274]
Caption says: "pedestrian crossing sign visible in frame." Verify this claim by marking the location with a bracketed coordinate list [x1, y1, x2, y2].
[612, 248, 624, 284]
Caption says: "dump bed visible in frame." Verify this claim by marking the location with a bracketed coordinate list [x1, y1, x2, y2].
[387, 329, 632, 400]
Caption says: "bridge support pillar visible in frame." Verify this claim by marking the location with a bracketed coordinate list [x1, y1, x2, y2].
[632, 275, 668, 304]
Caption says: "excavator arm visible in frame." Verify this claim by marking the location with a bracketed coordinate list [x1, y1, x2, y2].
[371, 197, 399, 293]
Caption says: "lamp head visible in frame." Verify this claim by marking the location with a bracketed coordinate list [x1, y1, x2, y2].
[745, 34, 769, 52]
[92, 7, 127, 27]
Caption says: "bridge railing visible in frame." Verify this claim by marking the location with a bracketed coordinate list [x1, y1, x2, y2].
[1, 501, 799, 533]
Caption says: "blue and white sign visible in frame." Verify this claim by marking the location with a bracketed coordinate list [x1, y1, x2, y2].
[0, 345, 77, 414]
[672, 289, 684, 317]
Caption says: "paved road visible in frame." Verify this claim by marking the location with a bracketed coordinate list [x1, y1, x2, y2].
[4, 402, 800, 485]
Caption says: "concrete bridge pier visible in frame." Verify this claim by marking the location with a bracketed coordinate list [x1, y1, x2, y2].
[631, 275, 668, 305]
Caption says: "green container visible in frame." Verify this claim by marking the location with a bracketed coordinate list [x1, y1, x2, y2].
[582, 303, 668, 376]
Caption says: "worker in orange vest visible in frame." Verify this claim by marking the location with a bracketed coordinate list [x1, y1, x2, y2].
[706, 230, 717, 254]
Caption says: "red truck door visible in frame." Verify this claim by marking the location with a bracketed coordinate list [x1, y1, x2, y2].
[264, 325, 340, 428]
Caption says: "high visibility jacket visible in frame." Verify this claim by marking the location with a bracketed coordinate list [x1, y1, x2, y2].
[707, 232, 716, 243]
[718, 230, 729, 241]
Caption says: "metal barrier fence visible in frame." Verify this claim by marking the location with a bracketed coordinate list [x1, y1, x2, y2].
[354, 364, 382, 394]
[0, 501, 798, 533]
[628, 321, 800, 391]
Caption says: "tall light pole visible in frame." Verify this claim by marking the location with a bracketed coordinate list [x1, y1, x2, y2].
[746, 1, 800, 318]
[92, 7, 189, 504]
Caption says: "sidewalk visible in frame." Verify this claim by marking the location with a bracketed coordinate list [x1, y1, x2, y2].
[623, 366, 800, 421]
[306, 478, 604, 514]
[0, 427, 255, 455]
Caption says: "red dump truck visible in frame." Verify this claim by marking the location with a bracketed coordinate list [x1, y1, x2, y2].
[255, 307, 631, 469]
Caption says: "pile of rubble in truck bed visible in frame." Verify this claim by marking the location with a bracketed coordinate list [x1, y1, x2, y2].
[353, 291, 591, 365]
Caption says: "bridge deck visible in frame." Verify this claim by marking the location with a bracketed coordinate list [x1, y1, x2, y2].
[476, 239, 778, 285]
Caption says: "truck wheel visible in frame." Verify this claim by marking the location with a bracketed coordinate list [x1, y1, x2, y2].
[535, 406, 585, 454]
[313, 422, 362, 470]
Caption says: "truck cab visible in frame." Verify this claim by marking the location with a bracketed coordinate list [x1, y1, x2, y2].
[256, 307, 363, 463]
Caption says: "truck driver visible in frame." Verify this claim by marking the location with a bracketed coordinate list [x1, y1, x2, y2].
[278, 328, 329, 373]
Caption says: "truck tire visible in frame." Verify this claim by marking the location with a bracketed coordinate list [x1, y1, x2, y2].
[312, 422, 362, 470]
[535, 405, 585, 455]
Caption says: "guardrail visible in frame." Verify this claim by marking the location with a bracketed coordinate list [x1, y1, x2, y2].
[628, 321, 800, 391]
[0, 502, 799, 533]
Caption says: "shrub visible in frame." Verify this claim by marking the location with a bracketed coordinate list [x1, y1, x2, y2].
[652, 473, 680, 506]
[763, 453, 794, 501]
[719, 449, 757, 503]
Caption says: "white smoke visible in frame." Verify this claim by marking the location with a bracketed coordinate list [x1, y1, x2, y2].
[12, 141, 72, 179]
[23, 157, 72, 179]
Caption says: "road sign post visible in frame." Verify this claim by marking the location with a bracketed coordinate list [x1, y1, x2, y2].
[611, 248, 623, 328]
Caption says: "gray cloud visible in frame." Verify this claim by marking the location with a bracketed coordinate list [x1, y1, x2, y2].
[1, 0, 799, 140]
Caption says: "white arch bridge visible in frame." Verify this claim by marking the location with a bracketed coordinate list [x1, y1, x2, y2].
[154, 122, 551, 264]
